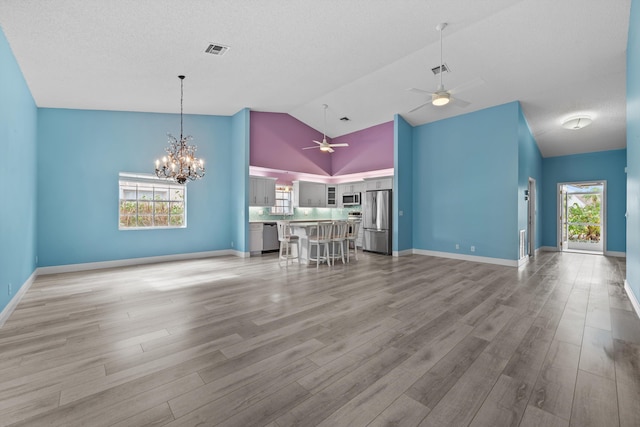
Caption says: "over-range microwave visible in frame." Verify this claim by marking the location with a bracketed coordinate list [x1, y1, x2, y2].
[342, 192, 361, 206]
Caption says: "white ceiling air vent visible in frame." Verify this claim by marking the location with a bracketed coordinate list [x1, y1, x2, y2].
[431, 63, 450, 75]
[205, 43, 230, 56]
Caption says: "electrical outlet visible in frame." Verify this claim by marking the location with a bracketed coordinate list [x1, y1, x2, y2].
[471, 246, 475, 252]
[35, 256, 38, 264]
[231, 241, 234, 247]
[455, 244, 460, 250]
[8, 283, 11, 296]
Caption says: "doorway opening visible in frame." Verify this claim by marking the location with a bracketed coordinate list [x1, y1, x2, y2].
[558, 181, 605, 254]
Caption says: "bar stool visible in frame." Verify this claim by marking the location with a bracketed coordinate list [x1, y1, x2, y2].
[329, 221, 348, 265]
[276, 221, 299, 267]
[307, 222, 333, 268]
[346, 220, 360, 262]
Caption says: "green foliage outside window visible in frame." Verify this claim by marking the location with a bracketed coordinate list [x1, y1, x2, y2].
[567, 194, 600, 242]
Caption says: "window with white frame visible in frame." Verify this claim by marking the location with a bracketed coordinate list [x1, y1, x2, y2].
[119, 173, 186, 229]
[271, 186, 293, 215]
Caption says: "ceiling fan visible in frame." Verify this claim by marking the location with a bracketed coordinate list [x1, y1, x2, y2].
[408, 23, 482, 112]
[302, 104, 349, 153]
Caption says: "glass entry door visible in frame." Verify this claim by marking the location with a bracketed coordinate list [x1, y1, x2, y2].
[559, 182, 604, 253]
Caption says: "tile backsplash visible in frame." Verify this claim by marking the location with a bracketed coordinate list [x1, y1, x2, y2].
[249, 206, 361, 222]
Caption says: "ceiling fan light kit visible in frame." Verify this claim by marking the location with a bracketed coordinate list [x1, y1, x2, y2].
[561, 115, 593, 130]
[432, 92, 450, 106]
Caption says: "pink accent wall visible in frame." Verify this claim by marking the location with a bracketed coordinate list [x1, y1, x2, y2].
[250, 111, 332, 176]
[331, 121, 394, 176]
[250, 111, 394, 179]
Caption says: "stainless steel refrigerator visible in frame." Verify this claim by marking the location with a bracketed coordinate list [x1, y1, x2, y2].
[363, 189, 392, 255]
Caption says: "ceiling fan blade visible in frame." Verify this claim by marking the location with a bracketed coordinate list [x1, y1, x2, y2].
[327, 147, 335, 153]
[311, 140, 322, 145]
[448, 77, 485, 95]
[302, 146, 319, 150]
[451, 96, 471, 108]
[409, 102, 430, 113]
[408, 87, 434, 95]
[329, 143, 349, 147]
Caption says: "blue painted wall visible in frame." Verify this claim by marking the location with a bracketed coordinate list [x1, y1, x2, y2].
[627, 0, 640, 301]
[0, 27, 38, 314]
[518, 105, 543, 252]
[541, 150, 627, 253]
[37, 109, 234, 267]
[231, 108, 250, 253]
[412, 102, 520, 261]
[393, 114, 413, 253]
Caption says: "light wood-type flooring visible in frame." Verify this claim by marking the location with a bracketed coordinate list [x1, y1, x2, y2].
[1, 250, 639, 426]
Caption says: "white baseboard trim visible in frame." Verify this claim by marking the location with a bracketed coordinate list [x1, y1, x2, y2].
[37, 249, 238, 275]
[393, 249, 413, 257]
[0, 269, 37, 328]
[412, 249, 519, 267]
[624, 280, 640, 320]
[517, 256, 530, 268]
[540, 246, 558, 252]
[605, 251, 626, 258]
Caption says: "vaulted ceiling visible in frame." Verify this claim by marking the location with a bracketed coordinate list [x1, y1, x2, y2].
[0, 0, 631, 157]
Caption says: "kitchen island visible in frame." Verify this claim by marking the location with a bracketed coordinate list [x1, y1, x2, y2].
[289, 221, 333, 265]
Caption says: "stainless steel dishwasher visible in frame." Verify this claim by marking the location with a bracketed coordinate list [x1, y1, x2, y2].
[262, 222, 279, 252]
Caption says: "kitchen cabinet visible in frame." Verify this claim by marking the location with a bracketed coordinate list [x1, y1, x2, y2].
[365, 177, 393, 191]
[326, 185, 337, 207]
[293, 181, 326, 207]
[341, 181, 364, 194]
[249, 176, 277, 207]
[249, 223, 263, 254]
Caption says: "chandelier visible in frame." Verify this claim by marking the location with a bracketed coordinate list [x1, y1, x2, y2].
[155, 75, 205, 184]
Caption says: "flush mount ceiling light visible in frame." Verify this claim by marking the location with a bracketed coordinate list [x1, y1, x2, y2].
[561, 115, 593, 130]
[154, 75, 205, 184]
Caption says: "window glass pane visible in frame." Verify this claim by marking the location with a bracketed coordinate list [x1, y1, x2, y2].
[154, 188, 170, 201]
[169, 216, 183, 226]
[138, 201, 152, 215]
[171, 188, 185, 201]
[155, 202, 169, 215]
[155, 215, 169, 226]
[120, 200, 136, 215]
[137, 215, 153, 227]
[170, 202, 185, 215]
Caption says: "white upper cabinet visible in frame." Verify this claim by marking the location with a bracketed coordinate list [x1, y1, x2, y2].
[249, 176, 277, 207]
[364, 177, 393, 191]
[293, 181, 326, 207]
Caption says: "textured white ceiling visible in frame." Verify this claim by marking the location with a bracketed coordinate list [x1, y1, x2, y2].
[0, 0, 631, 157]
